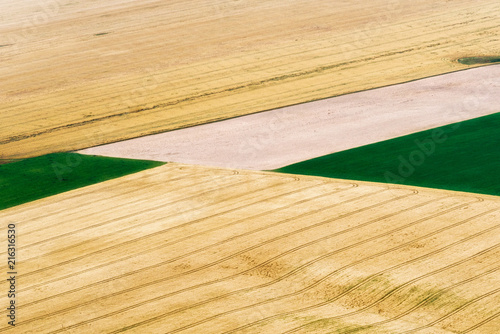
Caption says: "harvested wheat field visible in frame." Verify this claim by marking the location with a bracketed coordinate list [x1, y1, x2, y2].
[79, 65, 500, 170]
[1, 0, 500, 160]
[1, 163, 499, 333]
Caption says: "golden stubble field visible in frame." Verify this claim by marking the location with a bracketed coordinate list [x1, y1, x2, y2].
[1, 0, 500, 160]
[78, 65, 500, 170]
[0, 163, 499, 333]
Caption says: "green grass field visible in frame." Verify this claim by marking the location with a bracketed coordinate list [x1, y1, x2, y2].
[0, 153, 164, 211]
[276, 112, 500, 196]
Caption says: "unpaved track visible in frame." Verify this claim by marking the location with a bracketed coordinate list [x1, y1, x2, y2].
[1, 0, 499, 160]
[0, 163, 499, 333]
[79, 65, 500, 170]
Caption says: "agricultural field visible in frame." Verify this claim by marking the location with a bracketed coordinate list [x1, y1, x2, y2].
[0, 153, 164, 210]
[1, 1, 499, 333]
[79, 65, 500, 170]
[1, 0, 500, 160]
[276, 112, 500, 197]
[0, 163, 499, 333]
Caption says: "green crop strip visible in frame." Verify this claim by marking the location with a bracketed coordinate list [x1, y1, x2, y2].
[275, 112, 500, 196]
[458, 56, 500, 65]
[0, 153, 165, 211]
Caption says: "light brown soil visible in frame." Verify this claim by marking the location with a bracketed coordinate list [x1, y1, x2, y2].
[79, 65, 500, 170]
[0, 163, 499, 333]
[1, 0, 499, 160]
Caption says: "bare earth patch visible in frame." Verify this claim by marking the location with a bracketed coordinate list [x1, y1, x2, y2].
[80, 65, 500, 170]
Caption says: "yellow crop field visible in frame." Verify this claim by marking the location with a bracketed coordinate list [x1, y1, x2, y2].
[1, 0, 500, 160]
[1, 163, 499, 333]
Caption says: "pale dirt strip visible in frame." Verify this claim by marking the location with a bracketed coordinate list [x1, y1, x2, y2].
[1, 0, 500, 160]
[0, 163, 499, 333]
[79, 65, 500, 170]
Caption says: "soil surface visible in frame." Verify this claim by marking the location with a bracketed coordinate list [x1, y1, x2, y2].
[80, 65, 500, 170]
